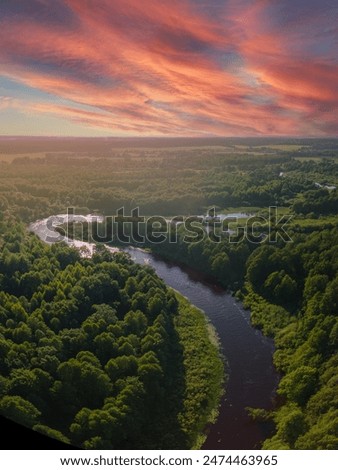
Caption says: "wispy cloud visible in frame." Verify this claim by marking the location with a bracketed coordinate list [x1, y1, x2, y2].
[0, 0, 337, 136]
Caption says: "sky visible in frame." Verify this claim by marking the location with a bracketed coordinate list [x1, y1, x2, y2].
[0, 0, 337, 137]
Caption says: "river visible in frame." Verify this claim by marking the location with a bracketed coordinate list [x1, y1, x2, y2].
[30, 216, 279, 450]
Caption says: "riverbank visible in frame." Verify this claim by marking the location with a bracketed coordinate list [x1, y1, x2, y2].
[119, 247, 279, 449]
[173, 292, 225, 449]
[30, 217, 279, 449]
[0, 218, 225, 450]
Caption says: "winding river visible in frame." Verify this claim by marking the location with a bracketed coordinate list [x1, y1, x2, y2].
[30, 215, 279, 450]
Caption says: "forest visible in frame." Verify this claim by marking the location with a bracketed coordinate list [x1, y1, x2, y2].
[0, 138, 337, 222]
[0, 219, 223, 449]
[150, 225, 338, 449]
[0, 137, 337, 449]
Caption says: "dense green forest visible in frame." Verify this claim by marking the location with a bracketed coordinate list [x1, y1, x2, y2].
[0, 220, 223, 449]
[0, 137, 337, 449]
[152, 225, 338, 448]
[0, 139, 337, 221]
[245, 229, 338, 449]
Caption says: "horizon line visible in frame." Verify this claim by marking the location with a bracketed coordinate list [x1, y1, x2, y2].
[1, 135, 338, 140]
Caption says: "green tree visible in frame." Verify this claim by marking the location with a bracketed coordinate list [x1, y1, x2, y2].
[0, 396, 41, 427]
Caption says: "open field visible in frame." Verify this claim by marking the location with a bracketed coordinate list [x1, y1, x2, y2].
[0, 152, 47, 162]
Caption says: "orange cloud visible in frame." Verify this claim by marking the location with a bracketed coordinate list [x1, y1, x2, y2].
[0, 0, 337, 136]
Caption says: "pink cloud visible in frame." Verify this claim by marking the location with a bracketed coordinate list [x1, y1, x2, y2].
[0, 0, 337, 136]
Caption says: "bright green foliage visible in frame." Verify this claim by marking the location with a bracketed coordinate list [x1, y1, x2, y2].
[244, 229, 338, 449]
[278, 366, 318, 406]
[151, 214, 338, 449]
[0, 221, 223, 449]
[174, 294, 224, 448]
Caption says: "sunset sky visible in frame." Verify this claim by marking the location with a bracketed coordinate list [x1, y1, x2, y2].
[0, 0, 337, 137]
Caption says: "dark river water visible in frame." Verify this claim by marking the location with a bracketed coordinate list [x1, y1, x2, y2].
[125, 247, 279, 450]
[30, 217, 279, 450]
